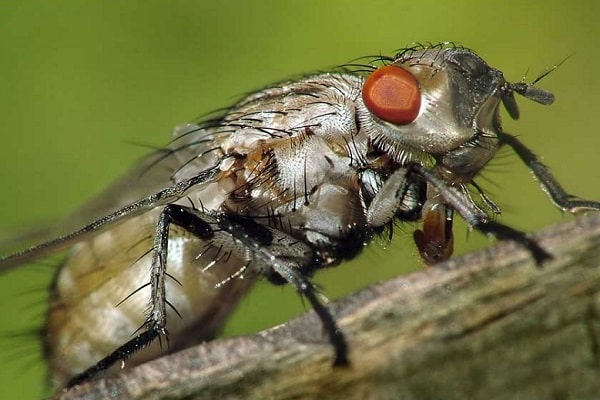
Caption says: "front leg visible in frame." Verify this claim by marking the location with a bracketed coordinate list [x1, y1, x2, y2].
[364, 167, 455, 263]
[362, 163, 551, 264]
[500, 132, 600, 213]
[411, 163, 551, 264]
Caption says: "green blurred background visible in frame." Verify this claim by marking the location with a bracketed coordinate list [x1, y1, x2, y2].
[1, 1, 599, 398]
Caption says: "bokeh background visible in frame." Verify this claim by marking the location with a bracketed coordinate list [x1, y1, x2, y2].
[1, 1, 599, 398]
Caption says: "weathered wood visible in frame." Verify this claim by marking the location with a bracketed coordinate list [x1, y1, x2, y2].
[54, 213, 600, 400]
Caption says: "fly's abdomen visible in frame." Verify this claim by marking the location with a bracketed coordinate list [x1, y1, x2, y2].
[45, 209, 256, 386]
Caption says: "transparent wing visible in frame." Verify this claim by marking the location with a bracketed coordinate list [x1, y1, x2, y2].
[0, 123, 227, 270]
[57, 149, 184, 235]
[0, 150, 183, 262]
[56, 121, 232, 234]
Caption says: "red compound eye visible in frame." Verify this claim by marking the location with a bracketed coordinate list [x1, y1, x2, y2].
[362, 65, 421, 125]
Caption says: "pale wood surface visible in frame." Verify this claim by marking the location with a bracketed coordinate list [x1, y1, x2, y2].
[54, 213, 600, 400]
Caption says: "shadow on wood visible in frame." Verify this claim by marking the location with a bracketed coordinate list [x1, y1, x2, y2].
[54, 213, 600, 400]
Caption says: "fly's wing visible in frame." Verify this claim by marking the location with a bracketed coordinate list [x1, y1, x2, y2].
[57, 149, 185, 234]
[52, 123, 220, 236]
[0, 151, 181, 266]
[0, 123, 227, 270]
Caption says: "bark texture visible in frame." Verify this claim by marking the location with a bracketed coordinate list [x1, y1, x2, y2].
[54, 213, 600, 400]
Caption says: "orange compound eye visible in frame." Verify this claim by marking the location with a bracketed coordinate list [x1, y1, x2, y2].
[362, 65, 421, 125]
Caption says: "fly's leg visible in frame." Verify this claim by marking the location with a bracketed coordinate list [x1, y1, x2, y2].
[215, 214, 348, 366]
[66, 205, 347, 388]
[65, 204, 215, 388]
[365, 168, 455, 264]
[410, 163, 551, 264]
[499, 132, 600, 212]
[300, 280, 348, 366]
[365, 167, 411, 227]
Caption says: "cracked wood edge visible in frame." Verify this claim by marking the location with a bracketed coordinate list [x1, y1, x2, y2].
[54, 213, 600, 400]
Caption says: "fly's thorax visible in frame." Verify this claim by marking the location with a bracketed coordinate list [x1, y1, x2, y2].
[222, 73, 363, 152]
[45, 210, 257, 386]
[170, 72, 369, 214]
[218, 132, 371, 263]
[168, 74, 376, 259]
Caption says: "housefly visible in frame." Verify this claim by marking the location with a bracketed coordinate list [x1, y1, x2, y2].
[1, 43, 599, 390]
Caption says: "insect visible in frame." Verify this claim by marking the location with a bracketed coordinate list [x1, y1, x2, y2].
[1, 43, 599, 390]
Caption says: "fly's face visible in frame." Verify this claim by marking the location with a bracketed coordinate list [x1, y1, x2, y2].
[364, 48, 518, 180]
[1, 43, 598, 391]
[360, 46, 557, 262]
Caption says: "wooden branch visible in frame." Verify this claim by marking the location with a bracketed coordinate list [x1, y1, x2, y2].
[54, 213, 600, 400]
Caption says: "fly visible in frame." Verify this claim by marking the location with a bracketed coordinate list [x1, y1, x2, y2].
[1, 43, 599, 391]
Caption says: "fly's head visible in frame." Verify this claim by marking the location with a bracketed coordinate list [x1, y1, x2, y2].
[361, 45, 554, 182]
